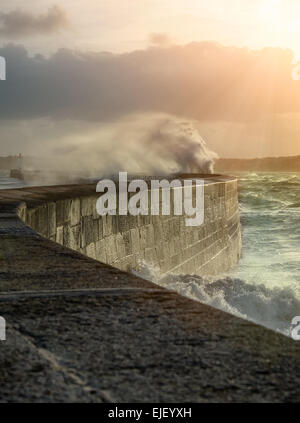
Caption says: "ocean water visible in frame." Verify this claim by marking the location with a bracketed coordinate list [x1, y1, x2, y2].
[0, 169, 28, 190]
[139, 172, 300, 337]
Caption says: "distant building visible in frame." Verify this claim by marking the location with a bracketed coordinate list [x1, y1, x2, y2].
[17, 153, 23, 170]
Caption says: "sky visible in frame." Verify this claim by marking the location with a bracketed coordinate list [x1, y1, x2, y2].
[1, 0, 300, 161]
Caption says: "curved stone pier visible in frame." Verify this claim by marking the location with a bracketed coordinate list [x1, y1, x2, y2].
[0, 177, 299, 403]
[17, 175, 242, 276]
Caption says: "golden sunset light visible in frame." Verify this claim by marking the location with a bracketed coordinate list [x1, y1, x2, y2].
[0, 0, 299, 159]
[1, 0, 300, 406]
[259, 0, 282, 21]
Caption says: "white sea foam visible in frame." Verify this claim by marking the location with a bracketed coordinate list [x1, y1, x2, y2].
[135, 262, 299, 337]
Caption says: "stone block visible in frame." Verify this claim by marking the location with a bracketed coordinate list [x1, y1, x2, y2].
[86, 242, 96, 260]
[103, 215, 113, 237]
[81, 196, 96, 217]
[56, 226, 64, 245]
[115, 233, 126, 260]
[105, 235, 118, 264]
[46, 202, 56, 238]
[69, 225, 81, 251]
[81, 216, 94, 247]
[130, 228, 140, 254]
[95, 238, 107, 263]
[70, 198, 81, 226]
[56, 200, 71, 226]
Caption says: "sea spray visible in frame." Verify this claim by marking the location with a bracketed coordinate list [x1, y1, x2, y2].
[20, 114, 218, 180]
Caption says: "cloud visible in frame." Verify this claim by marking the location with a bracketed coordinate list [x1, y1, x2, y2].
[149, 33, 173, 47]
[0, 41, 299, 123]
[0, 6, 68, 37]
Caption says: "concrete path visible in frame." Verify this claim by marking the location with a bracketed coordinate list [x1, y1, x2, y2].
[0, 198, 299, 402]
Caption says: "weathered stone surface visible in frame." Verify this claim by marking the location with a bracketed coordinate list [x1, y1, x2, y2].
[56, 226, 63, 245]
[70, 198, 81, 227]
[0, 288, 299, 403]
[13, 177, 242, 276]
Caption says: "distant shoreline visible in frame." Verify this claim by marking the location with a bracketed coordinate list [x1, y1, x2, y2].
[215, 155, 300, 172]
[1, 154, 300, 173]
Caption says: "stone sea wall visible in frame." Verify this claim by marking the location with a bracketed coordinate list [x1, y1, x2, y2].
[23, 176, 241, 277]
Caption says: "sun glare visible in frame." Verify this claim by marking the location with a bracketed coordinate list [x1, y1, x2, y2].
[259, 0, 282, 24]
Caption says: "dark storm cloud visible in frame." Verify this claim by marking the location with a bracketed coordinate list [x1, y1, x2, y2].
[0, 42, 299, 122]
[0, 6, 68, 37]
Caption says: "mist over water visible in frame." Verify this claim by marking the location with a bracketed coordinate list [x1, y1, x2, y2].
[0, 115, 217, 187]
[138, 173, 300, 337]
[43, 115, 217, 177]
